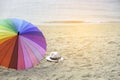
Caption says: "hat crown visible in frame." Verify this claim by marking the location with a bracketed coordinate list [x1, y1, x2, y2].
[50, 52, 60, 58]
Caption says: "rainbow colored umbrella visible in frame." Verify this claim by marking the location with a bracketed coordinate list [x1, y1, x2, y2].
[0, 18, 47, 70]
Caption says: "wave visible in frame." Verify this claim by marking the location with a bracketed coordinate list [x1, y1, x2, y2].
[43, 20, 120, 24]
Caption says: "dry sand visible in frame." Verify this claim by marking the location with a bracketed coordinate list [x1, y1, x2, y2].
[0, 23, 120, 80]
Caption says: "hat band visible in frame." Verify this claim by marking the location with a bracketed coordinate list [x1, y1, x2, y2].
[50, 57, 61, 60]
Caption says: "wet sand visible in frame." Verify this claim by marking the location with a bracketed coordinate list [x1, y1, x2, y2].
[0, 23, 120, 80]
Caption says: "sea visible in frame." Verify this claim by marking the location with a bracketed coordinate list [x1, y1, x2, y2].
[0, 0, 120, 25]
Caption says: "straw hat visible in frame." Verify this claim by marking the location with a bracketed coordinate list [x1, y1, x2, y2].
[46, 52, 63, 62]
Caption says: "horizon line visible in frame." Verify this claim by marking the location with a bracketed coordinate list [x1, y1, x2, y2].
[43, 20, 120, 24]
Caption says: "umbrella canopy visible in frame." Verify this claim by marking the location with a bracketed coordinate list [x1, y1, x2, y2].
[0, 18, 47, 70]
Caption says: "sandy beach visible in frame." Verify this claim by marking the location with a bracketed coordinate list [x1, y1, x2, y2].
[0, 0, 120, 80]
[0, 23, 120, 80]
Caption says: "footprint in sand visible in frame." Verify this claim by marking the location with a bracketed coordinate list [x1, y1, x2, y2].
[2, 72, 9, 76]
[107, 41, 117, 44]
[53, 74, 73, 80]
[51, 74, 65, 80]
[117, 54, 120, 56]
[81, 73, 92, 78]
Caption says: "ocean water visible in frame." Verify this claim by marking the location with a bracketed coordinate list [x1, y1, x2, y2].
[0, 0, 120, 24]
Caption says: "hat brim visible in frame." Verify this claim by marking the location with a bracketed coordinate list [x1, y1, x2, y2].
[46, 56, 64, 62]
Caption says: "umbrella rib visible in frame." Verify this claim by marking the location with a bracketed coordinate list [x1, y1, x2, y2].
[0, 41, 12, 64]
[10, 19, 25, 32]
[0, 36, 16, 50]
[21, 34, 46, 50]
[0, 20, 17, 32]
[17, 36, 25, 70]
[20, 37, 33, 68]
[0, 37, 16, 65]
[23, 40, 39, 64]
[9, 36, 18, 69]
[21, 36, 45, 59]
[23, 43, 34, 67]
[7, 19, 17, 32]
[21, 27, 40, 34]
[20, 23, 31, 31]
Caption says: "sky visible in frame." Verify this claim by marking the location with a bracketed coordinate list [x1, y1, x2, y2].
[0, 0, 120, 24]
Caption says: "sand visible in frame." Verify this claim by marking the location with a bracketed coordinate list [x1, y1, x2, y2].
[0, 23, 120, 80]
